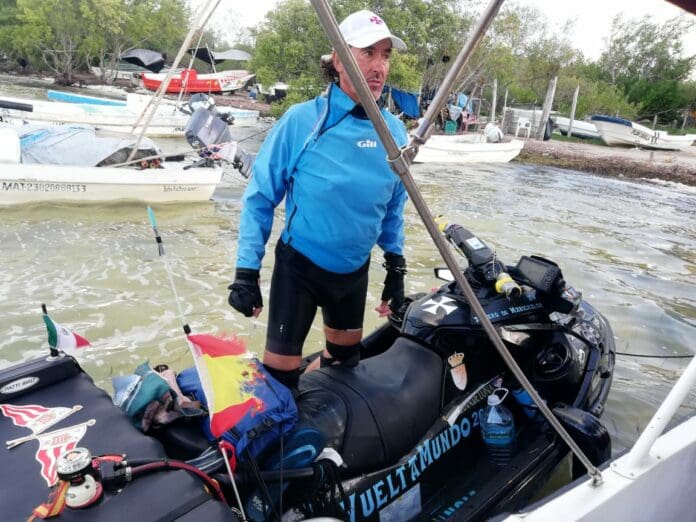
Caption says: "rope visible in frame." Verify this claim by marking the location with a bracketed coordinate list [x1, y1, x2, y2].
[616, 352, 693, 359]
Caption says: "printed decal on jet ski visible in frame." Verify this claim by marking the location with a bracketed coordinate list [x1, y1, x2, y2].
[343, 381, 495, 521]
[378, 483, 422, 521]
[472, 294, 544, 324]
[433, 488, 477, 520]
[33, 419, 95, 486]
[2, 403, 83, 448]
[421, 295, 458, 316]
[447, 352, 467, 390]
[0, 376, 39, 395]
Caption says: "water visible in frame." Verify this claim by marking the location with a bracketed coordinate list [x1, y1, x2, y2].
[1, 81, 695, 464]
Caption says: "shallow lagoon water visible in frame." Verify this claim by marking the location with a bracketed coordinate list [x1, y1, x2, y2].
[1, 81, 695, 465]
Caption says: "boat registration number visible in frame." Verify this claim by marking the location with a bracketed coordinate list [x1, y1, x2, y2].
[2, 181, 87, 193]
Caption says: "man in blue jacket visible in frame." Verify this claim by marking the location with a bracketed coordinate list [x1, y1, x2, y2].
[228, 10, 409, 390]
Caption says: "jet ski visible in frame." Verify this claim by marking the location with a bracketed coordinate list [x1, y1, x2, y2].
[0, 226, 615, 521]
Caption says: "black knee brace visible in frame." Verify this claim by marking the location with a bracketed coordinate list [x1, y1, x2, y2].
[320, 341, 361, 368]
[263, 365, 301, 390]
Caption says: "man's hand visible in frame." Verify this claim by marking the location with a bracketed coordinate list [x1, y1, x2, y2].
[375, 300, 392, 318]
[379, 252, 406, 316]
[228, 268, 263, 317]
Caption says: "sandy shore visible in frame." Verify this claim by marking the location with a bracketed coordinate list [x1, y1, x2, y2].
[516, 137, 696, 186]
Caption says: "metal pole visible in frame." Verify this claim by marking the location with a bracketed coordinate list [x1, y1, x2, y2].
[409, 0, 505, 148]
[310, 0, 602, 483]
[126, 0, 222, 162]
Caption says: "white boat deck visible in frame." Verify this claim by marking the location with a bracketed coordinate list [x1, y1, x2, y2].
[503, 356, 696, 521]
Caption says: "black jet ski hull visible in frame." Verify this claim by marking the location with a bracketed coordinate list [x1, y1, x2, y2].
[0, 354, 238, 521]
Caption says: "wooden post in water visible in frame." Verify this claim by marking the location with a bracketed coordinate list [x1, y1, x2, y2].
[491, 78, 498, 123]
[567, 85, 580, 138]
[536, 76, 557, 140]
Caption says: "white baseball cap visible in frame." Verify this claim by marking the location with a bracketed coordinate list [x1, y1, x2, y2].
[339, 10, 407, 51]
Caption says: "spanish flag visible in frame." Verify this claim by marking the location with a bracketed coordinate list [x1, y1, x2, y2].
[186, 334, 264, 438]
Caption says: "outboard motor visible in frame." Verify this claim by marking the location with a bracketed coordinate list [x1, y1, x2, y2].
[184, 106, 233, 159]
[183, 95, 255, 177]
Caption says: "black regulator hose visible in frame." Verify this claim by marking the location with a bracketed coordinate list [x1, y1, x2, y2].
[130, 461, 225, 500]
[99, 457, 225, 501]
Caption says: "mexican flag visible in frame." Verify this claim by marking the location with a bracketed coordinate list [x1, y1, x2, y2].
[42, 308, 90, 352]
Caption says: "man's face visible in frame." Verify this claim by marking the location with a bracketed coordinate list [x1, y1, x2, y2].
[334, 38, 392, 102]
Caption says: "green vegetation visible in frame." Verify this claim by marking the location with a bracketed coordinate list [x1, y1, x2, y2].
[0, 0, 190, 83]
[0, 0, 693, 125]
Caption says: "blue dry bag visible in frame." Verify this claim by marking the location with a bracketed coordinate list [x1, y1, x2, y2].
[177, 360, 298, 461]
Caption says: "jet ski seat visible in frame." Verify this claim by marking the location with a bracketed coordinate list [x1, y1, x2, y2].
[297, 337, 444, 474]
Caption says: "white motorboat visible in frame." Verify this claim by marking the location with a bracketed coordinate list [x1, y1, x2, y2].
[502, 355, 696, 522]
[0, 162, 223, 205]
[42, 89, 260, 129]
[590, 115, 696, 151]
[0, 93, 190, 138]
[0, 107, 242, 205]
[552, 116, 600, 140]
[47, 89, 127, 106]
[414, 133, 524, 164]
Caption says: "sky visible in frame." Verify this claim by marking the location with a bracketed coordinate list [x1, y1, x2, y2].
[206, 0, 695, 61]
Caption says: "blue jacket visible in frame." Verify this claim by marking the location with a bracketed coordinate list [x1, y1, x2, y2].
[236, 83, 408, 274]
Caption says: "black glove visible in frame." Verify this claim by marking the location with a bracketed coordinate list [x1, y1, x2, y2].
[228, 268, 262, 317]
[233, 150, 255, 179]
[381, 252, 407, 313]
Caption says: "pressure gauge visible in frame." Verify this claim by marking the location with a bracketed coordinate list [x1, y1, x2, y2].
[56, 447, 93, 481]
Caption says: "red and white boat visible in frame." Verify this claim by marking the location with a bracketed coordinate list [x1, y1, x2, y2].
[139, 69, 256, 94]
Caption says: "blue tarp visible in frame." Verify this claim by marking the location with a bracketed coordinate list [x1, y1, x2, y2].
[386, 86, 420, 119]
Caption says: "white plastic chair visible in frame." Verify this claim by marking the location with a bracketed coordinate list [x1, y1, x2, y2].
[515, 117, 531, 138]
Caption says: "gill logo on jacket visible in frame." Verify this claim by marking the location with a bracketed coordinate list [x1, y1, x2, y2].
[357, 139, 378, 148]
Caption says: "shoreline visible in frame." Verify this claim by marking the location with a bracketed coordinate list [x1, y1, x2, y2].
[0, 70, 274, 117]
[514, 137, 696, 187]
[2, 71, 695, 186]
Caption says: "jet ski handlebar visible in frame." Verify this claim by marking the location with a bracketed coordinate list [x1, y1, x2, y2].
[439, 221, 578, 310]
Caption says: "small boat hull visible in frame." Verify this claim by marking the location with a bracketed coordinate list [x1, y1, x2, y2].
[591, 115, 696, 151]
[47, 89, 127, 107]
[553, 116, 600, 139]
[414, 135, 524, 164]
[1, 94, 189, 138]
[140, 69, 255, 94]
[0, 163, 223, 205]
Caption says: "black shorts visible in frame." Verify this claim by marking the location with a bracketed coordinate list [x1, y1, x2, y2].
[266, 240, 369, 357]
